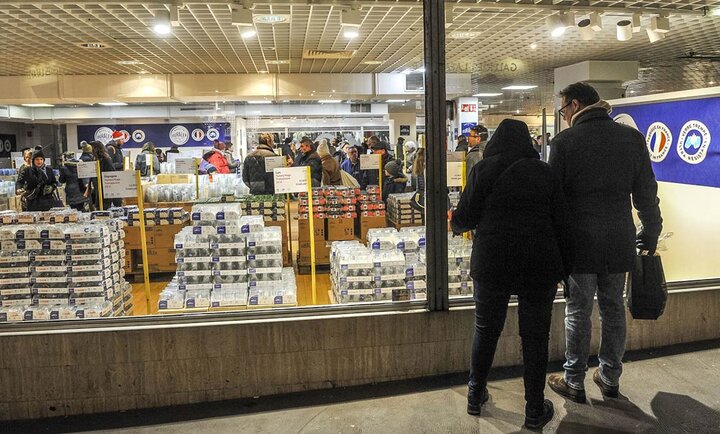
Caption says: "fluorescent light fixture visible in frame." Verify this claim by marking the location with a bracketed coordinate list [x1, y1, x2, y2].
[649, 16, 670, 34]
[98, 102, 128, 106]
[363, 60, 383, 65]
[232, 7, 253, 27]
[341, 9, 362, 28]
[578, 19, 595, 41]
[473, 93, 503, 97]
[646, 28, 666, 43]
[529, 43, 538, 49]
[402, 69, 415, 75]
[258, 70, 268, 74]
[386, 99, 408, 103]
[253, 15, 290, 24]
[241, 29, 257, 39]
[318, 100, 342, 104]
[713, 8, 720, 16]
[502, 85, 537, 90]
[416, 67, 426, 73]
[343, 29, 359, 39]
[617, 20, 633, 41]
[632, 12, 642, 33]
[22, 103, 54, 107]
[116, 60, 144, 65]
[449, 31, 482, 39]
[152, 10, 171, 35]
[266, 60, 290, 65]
[247, 101, 271, 104]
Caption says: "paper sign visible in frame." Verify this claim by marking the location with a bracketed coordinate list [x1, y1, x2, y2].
[101, 171, 138, 198]
[265, 156, 286, 173]
[77, 161, 97, 179]
[360, 154, 381, 170]
[166, 152, 180, 165]
[13, 158, 24, 169]
[447, 162, 464, 187]
[273, 167, 309, 194]
[447, 152, 465, 163]
[174, 158, 197, 174]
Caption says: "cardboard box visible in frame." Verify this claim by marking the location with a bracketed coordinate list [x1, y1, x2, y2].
[151, 224, 186, 249]
[298, 217, 325, 242]
[123, 226, 154, 250]
[298, 241, 330, 265]
[357, 216, 390, 243]
[147, 248, 177, 273]
[327, 218, 354, 241]
[123, 251, 133, 274]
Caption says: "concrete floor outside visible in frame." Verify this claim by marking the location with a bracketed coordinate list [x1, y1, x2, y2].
[4, 340, 719, 434]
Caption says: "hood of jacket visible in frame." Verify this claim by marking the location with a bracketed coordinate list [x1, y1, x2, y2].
[387, 175, 408, 184]
[482, 119, 539, 160]
[570, 100, 612, 127]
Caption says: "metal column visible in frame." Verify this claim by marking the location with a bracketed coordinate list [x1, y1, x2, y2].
[423, 0, 448, 311]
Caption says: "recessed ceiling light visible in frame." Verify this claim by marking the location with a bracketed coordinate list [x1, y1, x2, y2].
[98, 102, 128, 106]
[152, 10, 172, 35]
[258, 70, 269, 74]
[138, 70, 149, 74]
[253, 15, 290, 24]
[449, 31, 482, 39]
[473, 93, 503, 97]
[502, 85, 538, 90]
[241, 29, 257, 39]
[266, 60, 290, 65]
[116, 60, 144, 65]
[529, 43, 538, 49]
[343, 29, 359, 39]
[21, 103, 54, 107]
[78, 42, 109, 49]
[318, 100, 342, 104]
[363, 60, 383, 65]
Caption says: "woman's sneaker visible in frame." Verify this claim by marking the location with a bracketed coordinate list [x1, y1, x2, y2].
[524, 400, 554, 430]
[467, 387, 489, 415]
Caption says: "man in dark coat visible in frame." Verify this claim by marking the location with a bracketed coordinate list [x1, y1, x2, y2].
[242, 134, 276, 194]
[59, 152, 90, 211]
[293, 137, 322, 187]
[547, 82, 663, 403]
[451, 119, 571, 429]
[106, 131, 125, 171]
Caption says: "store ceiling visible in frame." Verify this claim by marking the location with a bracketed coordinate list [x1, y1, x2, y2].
[1, 0, 719, 113]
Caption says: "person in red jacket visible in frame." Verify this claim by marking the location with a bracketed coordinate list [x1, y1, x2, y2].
[206, 141, 230, 174]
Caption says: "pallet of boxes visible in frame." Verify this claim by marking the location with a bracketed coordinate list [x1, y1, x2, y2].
[297, 186, 358, 273]
[386, 193, 424, 229]
[235, 195, 290, 266]
[355, 185, 388, 242]
[122, 206, 190, 277]
[0, 209, 133, 322]
[157, 204, 297, 313]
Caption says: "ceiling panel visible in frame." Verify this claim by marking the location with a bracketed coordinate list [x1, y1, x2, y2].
[0, 0, 719, 112]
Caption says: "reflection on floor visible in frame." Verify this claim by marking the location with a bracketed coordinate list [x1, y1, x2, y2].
[7, 340, 720, 433]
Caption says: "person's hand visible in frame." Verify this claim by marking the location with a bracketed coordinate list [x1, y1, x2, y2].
[636, 233, 658, 254]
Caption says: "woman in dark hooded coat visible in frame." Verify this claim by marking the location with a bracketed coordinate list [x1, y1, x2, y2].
[450, 119, 573, 430]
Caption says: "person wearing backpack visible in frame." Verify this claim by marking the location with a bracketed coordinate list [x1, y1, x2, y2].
[135, 142, 161, 177]
[450, 119, 573, 430]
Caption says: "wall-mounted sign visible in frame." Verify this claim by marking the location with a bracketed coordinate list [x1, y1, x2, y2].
[612, 96, 719, 188]
[78, 123, 230, 149]
[0, 134, 16, 158]
[400, 125, 411, 136]
[461, 104, 477, 113]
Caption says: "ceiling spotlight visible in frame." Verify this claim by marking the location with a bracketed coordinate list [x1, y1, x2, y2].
[578, 19, 595, 41]
[152, 9, 171, 35]
[169, 5, 180, 27]
[343, 29, 359, 39]
[341, 9, 362, 28]
[646, 28, 666, 43]
[232, 6, 253, 27]
[547, 12, 574, 38]
[649, 16, 670, 34]
[632, 12, 642, 33]
[241, 29, 257, 39]
[617, 20, 633, 41]
[588, 12, 603, 31]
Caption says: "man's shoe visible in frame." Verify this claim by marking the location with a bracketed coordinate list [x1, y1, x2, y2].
[467, 387, 489, 416]
[547, 374, 586, 403]
[524, 400, 554, 430]
[593, 369, 619, 398]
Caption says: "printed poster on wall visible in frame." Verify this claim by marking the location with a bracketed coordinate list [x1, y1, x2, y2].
[0, 134, 17, 158]
[612, 96, 719, 188]
[461, 122, 477, 136]
[76, 123, 231, 149]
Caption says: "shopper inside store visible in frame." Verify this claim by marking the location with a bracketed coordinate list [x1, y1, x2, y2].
[1, 1, 718, 432]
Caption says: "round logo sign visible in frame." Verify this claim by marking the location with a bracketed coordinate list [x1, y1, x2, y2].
[132, 129, 146, 143]
[676, 120, 711, 165]
[613, 113, 639, 131]
[645, 122, 673, 163]
[169, 126, 190, 145]
[3, 140, 11, 153]
[206, 128, 220, 141]
[94, 127, 114, 143]
[119, 130, 131, 143]
[191, 128, 205, 142]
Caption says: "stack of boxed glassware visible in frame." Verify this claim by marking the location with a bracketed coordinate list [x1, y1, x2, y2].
[0, 209, 132, 322]
[446, 234, 473, 297]
[386, 193, 423, 228]
[329, 226, 427, 304]
[236, 195, 286, 222]
[158, 203, 296, 312]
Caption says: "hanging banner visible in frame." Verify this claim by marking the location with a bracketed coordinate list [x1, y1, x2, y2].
[77, 122, 231, 149]
[273, 167, 309, 194]
[612, 96, 719, 188]
[101, 171, 138, 198]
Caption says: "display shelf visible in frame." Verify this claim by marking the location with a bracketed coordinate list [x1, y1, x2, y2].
[156, 307, 209, 315]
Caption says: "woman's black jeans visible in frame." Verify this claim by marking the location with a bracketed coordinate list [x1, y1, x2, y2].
[468, 283, 557, 415]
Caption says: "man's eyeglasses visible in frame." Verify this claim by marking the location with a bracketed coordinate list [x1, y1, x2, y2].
[558, 101, 573, 117]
